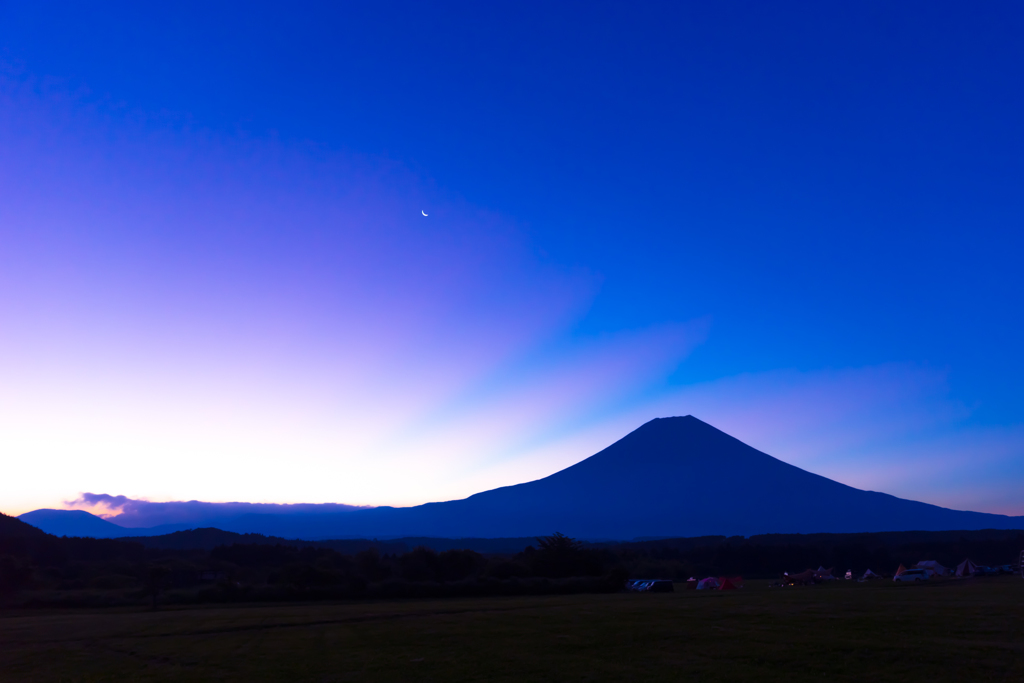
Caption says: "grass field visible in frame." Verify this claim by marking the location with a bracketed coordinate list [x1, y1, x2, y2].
[2, 577, 1023, 682]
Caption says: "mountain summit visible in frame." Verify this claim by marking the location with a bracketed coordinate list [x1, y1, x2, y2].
[20, 417, 1024, 539]
[335, 415, 1021, 538]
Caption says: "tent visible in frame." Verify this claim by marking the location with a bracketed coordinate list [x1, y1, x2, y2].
[895, 564, 907, 576]
[915, 561, 950, 577]
[685, 577, 698, 590]
[815, 566, 837, 580]
[627, 579, 674, 592]
[956, 559, 980, 577]
[785, 570, 818, 585]
[696, 577, 720, 590]
[861, 569, 881, 579]
[717, 576, 742, 590]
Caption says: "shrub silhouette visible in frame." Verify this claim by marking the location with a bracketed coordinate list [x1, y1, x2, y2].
[398, 546, 441, 581]
[275, 562, 343, 589]
[354, 547, 391, 581]
[437, 549, 485, 581]
[0, 555, 33, 593]
[529, 533, 604, 578]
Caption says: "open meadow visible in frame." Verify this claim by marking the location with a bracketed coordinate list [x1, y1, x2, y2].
[2, 576, 1022, 682]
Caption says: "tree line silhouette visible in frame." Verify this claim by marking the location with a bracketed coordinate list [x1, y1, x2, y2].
[2, 513, 1021, 607]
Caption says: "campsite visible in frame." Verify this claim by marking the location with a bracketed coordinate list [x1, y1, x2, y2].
[2, 574, 1023, 682]
[4, 515, 1024, 681]
[4, 514, 1023, 680]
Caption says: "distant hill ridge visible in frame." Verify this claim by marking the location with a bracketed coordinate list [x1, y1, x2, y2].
[16, 416, 1024, 539]
[4, 516, 1022, 561]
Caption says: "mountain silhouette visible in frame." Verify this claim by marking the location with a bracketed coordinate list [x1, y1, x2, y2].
[17, 509, 142, 538]
[19, 417, 1024, 539]
[325, 416, 1024, 538]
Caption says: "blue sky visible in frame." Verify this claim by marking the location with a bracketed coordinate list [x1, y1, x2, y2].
[1, 1, 1022, 516]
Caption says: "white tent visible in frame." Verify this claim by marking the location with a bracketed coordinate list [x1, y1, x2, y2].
[915, 561, 950, 577]
[956, 559, 980, 577]
[861, 569, 881, 579]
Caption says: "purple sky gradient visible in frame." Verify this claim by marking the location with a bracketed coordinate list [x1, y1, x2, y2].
[2, 17, 1023, 521]
[0, 83, 711, 513]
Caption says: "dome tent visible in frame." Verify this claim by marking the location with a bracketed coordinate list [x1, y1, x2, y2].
[914, 561, 950, 577]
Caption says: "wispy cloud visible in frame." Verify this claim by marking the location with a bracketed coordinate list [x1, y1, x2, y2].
[64, 493, 370, 528]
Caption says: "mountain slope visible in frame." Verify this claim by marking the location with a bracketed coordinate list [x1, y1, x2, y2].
[0, 512, 50, 539]
[19, 417, 1024, 539]
[327, 416, 1023, 538]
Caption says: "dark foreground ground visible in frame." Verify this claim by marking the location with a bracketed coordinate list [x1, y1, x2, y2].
[2, 577, 1022, 682]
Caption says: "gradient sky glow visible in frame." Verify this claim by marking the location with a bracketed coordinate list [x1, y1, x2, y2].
[2, 2, 1023, 517]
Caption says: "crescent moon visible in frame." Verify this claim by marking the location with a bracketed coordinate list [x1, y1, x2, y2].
[421, 210, 428, 217]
